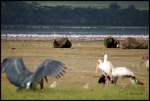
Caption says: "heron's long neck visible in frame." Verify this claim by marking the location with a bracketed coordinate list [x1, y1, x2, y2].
[104, 55, 107, 63]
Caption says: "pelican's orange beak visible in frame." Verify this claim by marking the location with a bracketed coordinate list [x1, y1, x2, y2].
[95, 61, 100, 73]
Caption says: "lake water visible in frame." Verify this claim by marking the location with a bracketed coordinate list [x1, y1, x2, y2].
[1, 26, 149, 41]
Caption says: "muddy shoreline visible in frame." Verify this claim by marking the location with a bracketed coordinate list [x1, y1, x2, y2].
[1, 40, 149, 87]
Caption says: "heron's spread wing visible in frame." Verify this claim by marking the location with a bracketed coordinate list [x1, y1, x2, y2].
[32, 60, 67, 82]
[1, 57, 32, 87]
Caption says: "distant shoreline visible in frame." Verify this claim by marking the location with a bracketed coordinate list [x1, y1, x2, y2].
[1, 34, 149, 41]
[1, 25, 149, 29]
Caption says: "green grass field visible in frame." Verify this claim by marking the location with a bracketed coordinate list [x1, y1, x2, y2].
[1, 83, 149, 100]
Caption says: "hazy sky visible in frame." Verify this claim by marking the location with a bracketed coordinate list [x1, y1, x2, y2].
[35, 1, 149, 10]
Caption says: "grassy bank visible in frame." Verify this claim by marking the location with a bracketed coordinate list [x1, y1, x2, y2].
[1, 83, 148, 100]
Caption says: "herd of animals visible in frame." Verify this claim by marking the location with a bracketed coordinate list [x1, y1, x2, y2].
[52, 36, 148, 49]
[1, 36, 149, 91]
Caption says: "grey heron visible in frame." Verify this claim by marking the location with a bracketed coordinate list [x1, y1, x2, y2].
[1, 57, 67, 91]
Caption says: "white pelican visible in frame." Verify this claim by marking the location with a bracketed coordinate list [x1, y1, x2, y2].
[105, 67, 144, 88]
[138, 55, 149, 70]
[96, 54, 116, 84]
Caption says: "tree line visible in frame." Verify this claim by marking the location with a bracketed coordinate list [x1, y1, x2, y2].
[1, 1, 149, 26]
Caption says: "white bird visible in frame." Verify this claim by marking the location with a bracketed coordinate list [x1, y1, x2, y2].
[116, 44, 119, 48]
[138, 55, 149, 70]
[95, 54, 116, 84]
[105, 67, 144, 88]
[83, 84, 89, 89]
[50, 82, 57, 88]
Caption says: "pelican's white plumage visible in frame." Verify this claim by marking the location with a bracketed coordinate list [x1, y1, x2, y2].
[96, 54, 114, 73]
[105, 66, 144, 87]
[111, 67, 134, 77]
[96, 54, 115, 82]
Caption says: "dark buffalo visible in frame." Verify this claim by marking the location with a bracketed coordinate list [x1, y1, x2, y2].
[53, 37, 72, 48]
[98, 74, 118, 85]
[121, 37, 148, 49]
[104, 36, 120, 48]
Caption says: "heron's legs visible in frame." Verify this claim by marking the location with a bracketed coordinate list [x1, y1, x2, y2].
[122, 78, 131, 90]
[121, 78, 124, 86]
[40, 78, 44, 91]
[105, 78, 109, 86]
[105, 77, 112, 87]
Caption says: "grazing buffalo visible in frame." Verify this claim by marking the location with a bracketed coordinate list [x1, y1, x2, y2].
[121, 37, 148, 49]
[53, 37, 72, 48]
[104, 36, 120, 48]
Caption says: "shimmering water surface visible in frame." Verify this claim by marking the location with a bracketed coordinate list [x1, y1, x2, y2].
[1, 26, 149, 41]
